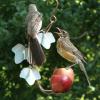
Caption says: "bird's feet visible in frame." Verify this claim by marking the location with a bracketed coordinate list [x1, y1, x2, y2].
[66, 63, 77, 69]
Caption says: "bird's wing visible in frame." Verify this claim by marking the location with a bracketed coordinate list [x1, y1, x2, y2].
[27, 11, 42, 37]
[58, 38, 73, 53]
[26, 4, 42, 38]
[60, 38, 85, 62]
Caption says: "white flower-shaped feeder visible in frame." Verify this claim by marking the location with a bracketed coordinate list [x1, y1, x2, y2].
[20, 66, 41, 85]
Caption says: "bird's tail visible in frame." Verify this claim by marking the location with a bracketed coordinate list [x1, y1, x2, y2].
[29, 36, 46, 66]
[78, 60, 91, 86]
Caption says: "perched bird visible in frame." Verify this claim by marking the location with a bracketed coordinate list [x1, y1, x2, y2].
[56, 27, 91, 86]
[26, 4, 46, 66]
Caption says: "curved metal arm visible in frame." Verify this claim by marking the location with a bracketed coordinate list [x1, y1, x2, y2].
[45, 0, 59, 32]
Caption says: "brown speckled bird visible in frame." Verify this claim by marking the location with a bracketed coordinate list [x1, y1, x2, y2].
[56, 27, 91, 86]
[26, 4, 46, 66]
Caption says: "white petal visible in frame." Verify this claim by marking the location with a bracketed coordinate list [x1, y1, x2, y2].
[36, 32, 51, 49]
[12, 44, 25, 64]
[12, 44, 25, 53]
[20, 67, 30, 79]
[32, 68, 41, 80]
[36, 32, 45, 44]
[26, 68, 36, 85]
[45, 32, 55, 43]
[20, 67, 36, 85]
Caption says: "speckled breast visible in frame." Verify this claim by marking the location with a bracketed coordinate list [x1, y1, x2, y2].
[57, 40, 76, 63]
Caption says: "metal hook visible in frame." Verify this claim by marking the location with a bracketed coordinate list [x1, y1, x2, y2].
[45, 15, 57, 32]
[51, 0, 59, 16]
[50, 15, 57, 23]
[45, 0, 59, 32]
[37, 81, 63, 95]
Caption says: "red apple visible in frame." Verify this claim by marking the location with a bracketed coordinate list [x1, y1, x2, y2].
[50, 68, 74, 93]
[53, 68, 74, 82]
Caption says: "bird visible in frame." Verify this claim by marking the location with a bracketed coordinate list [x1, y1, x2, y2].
[25, 4, 46, 66]
[56, 27, 91, 86]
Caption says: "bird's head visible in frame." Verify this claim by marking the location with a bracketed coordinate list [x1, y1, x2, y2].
[28, 4, 42, 20]
[56, 27, 69, 38]
[29, 4, 37, 12]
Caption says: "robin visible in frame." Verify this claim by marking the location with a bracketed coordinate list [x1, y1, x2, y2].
[56, 27, 91, 86]
[26, 4, 46, 66]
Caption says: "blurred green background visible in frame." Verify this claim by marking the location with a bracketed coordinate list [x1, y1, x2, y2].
[0, 0, 100, 100]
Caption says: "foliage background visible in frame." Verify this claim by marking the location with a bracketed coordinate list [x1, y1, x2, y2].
[0, 0, 100, 100]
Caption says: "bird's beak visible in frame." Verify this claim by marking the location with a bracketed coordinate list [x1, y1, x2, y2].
[55, 27, 62, 36]
[56, 27, 62, 33]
